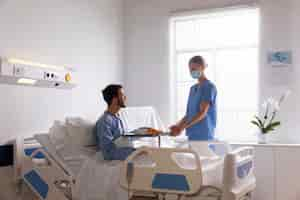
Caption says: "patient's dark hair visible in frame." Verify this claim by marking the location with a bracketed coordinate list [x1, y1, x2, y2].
[102, 84, 123, 106]
[189, 56, 205, 66]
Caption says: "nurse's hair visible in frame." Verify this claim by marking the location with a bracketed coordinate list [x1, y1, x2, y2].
[189, 56, 206, 67]
[102, 84, 123, 106]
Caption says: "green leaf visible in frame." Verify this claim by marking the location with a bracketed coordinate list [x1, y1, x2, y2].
[262, 128, 273, 134]
[264, 121, 281, 133]
[267, 121, 281, 129]
[251, 120, 261, 128]
[254, 116, 264, 127]
[262, 127, 268, 134]
[270, 121, 281, 127]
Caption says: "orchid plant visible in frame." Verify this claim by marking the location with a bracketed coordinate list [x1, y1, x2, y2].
[251, 90, 291, 135]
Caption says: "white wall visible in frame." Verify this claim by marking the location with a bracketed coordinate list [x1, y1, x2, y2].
[124, 0, 300, 143]
[0, 0, 124, 143]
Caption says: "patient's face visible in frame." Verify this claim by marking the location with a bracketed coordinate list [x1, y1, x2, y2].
[118, 88, 126, 108]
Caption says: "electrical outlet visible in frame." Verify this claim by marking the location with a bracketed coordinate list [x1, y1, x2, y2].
[43, 72, 51, 80]
[51, 73, 59, 80]
[44, 71, 59, 81]
[13, 65, 25, 77]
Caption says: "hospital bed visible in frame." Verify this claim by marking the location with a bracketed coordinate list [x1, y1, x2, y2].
[14, 107, 255, 200]
[17, 133, 255, 200]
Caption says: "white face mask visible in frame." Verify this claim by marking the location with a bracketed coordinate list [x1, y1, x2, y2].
[191, 70, 202, 79]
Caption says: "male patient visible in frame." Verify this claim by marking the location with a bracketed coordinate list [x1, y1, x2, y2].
[95, 84, 135, 160]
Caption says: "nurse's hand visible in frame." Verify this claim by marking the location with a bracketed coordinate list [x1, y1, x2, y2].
[169, 125, 183, 136]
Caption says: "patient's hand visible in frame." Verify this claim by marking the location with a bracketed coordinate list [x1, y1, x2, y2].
[169, 125, 183, 136]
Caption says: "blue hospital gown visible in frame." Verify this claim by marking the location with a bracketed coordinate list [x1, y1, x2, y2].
[95, 111, 135, 160]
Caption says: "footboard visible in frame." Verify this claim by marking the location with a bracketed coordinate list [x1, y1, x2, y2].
[222, 147, 256, 200]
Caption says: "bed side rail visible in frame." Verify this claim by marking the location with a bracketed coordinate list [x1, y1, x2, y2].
[222, 147, 256, 200]
[14, 136, 43, 184]
[22, 147, 74, 200]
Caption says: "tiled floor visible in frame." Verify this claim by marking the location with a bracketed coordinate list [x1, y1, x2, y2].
[0, 167, 37, 200]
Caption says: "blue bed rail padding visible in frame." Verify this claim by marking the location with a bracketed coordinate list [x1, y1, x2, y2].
[24, 148, 46, 159]
[237, 161, 253, 179]
[208, 144, 216, 152]
[24, 170, 49, 199]
[152, 173, 190, 192]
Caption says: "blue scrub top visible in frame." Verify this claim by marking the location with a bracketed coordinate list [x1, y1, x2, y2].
[186, 80, 217, 141]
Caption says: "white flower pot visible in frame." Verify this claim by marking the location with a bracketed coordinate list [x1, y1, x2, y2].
[257, 133, 267, 144]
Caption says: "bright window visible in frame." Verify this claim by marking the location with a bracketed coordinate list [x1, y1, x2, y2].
[170, 7, 260, 141]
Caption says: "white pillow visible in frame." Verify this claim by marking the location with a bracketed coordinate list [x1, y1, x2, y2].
[65, 117, 96, 147]
[49, 120, 69, 150]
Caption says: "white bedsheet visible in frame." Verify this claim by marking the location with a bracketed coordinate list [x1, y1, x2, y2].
[72, 152, 223, 200]
[74, 153, 125, 200]
[58, 145, 97, 176]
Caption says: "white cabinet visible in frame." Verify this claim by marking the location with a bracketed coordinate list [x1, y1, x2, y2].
[232, 144, 300, 200]
[275, 147, 300, 200]
[252, 146, 275, 200]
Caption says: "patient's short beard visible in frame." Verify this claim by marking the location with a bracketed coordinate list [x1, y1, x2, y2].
[118, 100, 126, 108]
[120, 104, 126, 108]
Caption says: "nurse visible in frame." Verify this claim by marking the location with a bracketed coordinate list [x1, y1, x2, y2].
[170, 56, 217, 141]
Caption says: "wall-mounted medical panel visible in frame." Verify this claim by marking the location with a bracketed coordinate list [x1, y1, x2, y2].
[0, 57, 77, 89]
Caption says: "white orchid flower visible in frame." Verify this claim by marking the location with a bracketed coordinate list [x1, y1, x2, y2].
[255, 91, 290, 133]
[273, 101, 280, 111]
[282, 89, 291, 100]
[261, 101, 268, 109]
[267, 98, 275, 107]
[266, 97, 280, 112]
[286, 90, 291, 97]
[279, 90, 291, 105]
[261, 98, 273, 119]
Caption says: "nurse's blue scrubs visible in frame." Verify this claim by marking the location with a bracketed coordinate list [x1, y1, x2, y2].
[186, 79, 217, 141]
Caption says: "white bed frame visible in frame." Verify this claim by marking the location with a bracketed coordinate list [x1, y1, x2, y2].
[15, 135, 256, 200]
[120, 146, 256, 200]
